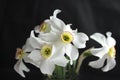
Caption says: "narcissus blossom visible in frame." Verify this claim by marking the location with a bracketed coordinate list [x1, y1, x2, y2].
[52, 24, 89, 65]
[89, 32, 116, 72]
[14, 48, 30, 77]
[14, 32, 44, 77]
[34, 9, 65, 43]
[26, 30, 68, 75]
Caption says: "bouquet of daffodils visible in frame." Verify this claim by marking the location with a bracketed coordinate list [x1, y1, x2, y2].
[14, 9, 116, 80]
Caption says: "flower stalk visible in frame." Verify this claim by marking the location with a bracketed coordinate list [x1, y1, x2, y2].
[76, 49, 92, 74]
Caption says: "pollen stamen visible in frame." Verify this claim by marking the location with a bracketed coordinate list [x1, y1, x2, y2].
[41, 45, 52, 59]
[61, 31, 73, 44]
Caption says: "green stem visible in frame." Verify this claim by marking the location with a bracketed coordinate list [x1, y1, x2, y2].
[75, 49, 91, 74]
[73, 61, 76, 71]
[75, 53, 86, 74]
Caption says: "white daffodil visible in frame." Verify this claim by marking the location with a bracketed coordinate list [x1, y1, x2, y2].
[89, 32, 116, 72]
[14, 48, 30, 78]
[25, 30, 68, 75]
[22, 30, 50, 67]
[52, 24, 89, 65]
[34, 9, 65, 42]
[14, 30, 46, 77]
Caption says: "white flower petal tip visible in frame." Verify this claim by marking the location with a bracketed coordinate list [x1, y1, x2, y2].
[34, 25, 40, 33]
[88, 56, 106, 69]
[79, 33, 89, 41]
[53, 55, 69, 67]
[102, 65, 116, 72]
[73, 33, 89, 48]
[88, 62, 98, 69]
[70, 60, 73, 65]
[40, 62, 55, 75]
[65, 44, 79, 63]
[53, 9, 61, 17]
[102, 68, 110, 72]
[102, 58, 116, 72]
[106, 32, 112, 37]
[90, 33, 107, 46]
[106, 32, 116, 48]
[14, 60, 30, 78]
[67, 24, 72, 26]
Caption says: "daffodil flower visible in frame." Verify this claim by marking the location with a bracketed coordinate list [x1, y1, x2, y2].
[14, 31, 45, 77]
[14, 48, 30, 78]
[52, 24, 89, 65]
[22, 30, 50, 67]
[89, 32, 116, 72]
[34, 9, 65, 42]
[25, 30, 68, 75]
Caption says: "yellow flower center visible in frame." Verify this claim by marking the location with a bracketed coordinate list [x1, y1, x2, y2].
[61, 31, 73, 44]
[15, 48, 24, 60]
[41, 45, 52, 59]
[108, 47, 116, 58]
[39, 22, 49, 32]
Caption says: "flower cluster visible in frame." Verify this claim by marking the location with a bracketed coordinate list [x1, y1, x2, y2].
[14, 9, 117, 78]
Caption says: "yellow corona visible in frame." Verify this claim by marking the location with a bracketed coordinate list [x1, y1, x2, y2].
[61, 31, 73, 44]
[41, 45, 52, 59]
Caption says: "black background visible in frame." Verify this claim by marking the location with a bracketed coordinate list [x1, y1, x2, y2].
[1, 0, 120, 80]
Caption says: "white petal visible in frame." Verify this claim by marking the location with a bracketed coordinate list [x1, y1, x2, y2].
[78, 32, 89, 41]
[107, 37, 116, 48]
[102, 57, 116, 72]
[90, 33, 107, 46]
[73, 32, 89, 48]
[39, 32, 59, 42]
[50, 9, 65, 31]
[51, 41, 66, 62]
[51, 47, 68, 67]
[63, 24, 73, 32]
[23, 30, 46, 52]
[53, 9, 61, 18]
[106, 32, 116, 48]
[28, 50, 43, 62]
[53, 55, 68, 67]
[51, 41, 68, 66]
[34, 25, 40, 33]
[30, 30, 46, 48]
[22, 38, 34, 52]
[106, 32, 112, 37]
[52, 40, 64, 56]
[23, 53, 40, 68]
[14, 60, 29, 77]
[90, 47, 108, 58]
[89, 55, 107, 68]
[40, 60, 55, 75]
[50, 18, 65, 31]
[65, 44, 79, 65]
[44, 20, 60, 33]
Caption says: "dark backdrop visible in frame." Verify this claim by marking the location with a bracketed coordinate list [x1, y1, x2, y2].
[1, 0, 120, 80]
